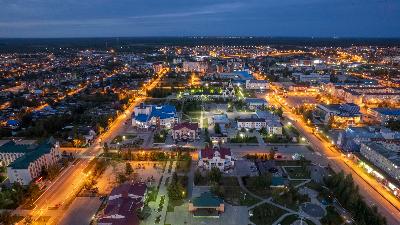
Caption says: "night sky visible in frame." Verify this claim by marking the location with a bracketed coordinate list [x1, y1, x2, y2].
[0, 0, 399, 38]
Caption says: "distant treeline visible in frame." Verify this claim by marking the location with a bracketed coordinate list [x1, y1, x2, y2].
[1, 37, 400, 53]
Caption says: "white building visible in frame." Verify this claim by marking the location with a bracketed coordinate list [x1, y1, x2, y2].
[237, 118, 267, 130]
[4, 139, 61, 185]
[198, 146, 234, 171]
[292, 72, 331, 83]
[172, 122, 199, 142]
[182, 61, 208, 73]
[267, 121, 283, 135]
[132, 104, 178, 129]
[360, 142, 400, 181]
[245, 79, 268, 90]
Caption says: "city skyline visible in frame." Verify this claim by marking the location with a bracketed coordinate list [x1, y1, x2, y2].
[0, 0, 399, 38]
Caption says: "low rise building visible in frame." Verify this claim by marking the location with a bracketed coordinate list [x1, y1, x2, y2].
[4, 139, 61, 185]
[245, 98, 268, 110]
[98, 182, 147, 225]
[198, 146, 234, 171]
[245, 79, 268, 90]
[172, 122, 199, 142]
[189, 192, 224, 217]
[370, 108, 400, 124]
[315, 103, 361, 127]
[267, 121, 283, 135]
[292, 72, 331, 83]
[132, 103, 178, 129]
[360, 143, 400, 181]
[237, 118, 266, 130]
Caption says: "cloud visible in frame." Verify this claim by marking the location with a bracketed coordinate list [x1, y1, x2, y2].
[0, 2, 244, 27]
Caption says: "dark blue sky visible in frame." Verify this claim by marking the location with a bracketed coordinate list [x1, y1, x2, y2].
[0, 0, 399, 38]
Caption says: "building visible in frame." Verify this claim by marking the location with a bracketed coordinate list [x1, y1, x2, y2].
[98, 182, 147, 225]
[315, 103, 361, 127]
[132, 103, 178, 129]
[172, 122, 199, 142]
[245, 79, 268, 90]
[182, 61, 208, 73]
[245, 98, 268, 110]
[292, 72, 331, 83]
[189, 192, 224, 217]
[3, 139, 61, 185]
[198, 146, 234, 171]
[210, 134, 228, 144]
[360, 143, 400, 181]
[211, 114, 229, 125]
[370, 108, 400, 124]
[337, 126, 400, 152]
[267, 121, 283, 135]
[237, 118, 267, 130]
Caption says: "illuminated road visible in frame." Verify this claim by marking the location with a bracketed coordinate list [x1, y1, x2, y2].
[15, 68, 168, 225]
[267, 88, 400, 225]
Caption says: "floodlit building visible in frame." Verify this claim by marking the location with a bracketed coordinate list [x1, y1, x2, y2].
[172, 122, 199, 142]
[245, 98, 268, 110]
[132, 103, 178, 129]
[245, 79, 268, 90]
[198, 146, 234, 171]
[360, 143, 400, 181]
[370, 108, 400, 124]
[3, 138, 61, 185]
[315, 103, 361, 127]
[237, 118, 267, 130]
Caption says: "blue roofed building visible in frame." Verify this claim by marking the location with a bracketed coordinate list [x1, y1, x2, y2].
[315, 103, 361, 127]
[0, 138, 61, 185]
[337, 126, 400, 152]
[370, 108, 400, 124]
[132, 103, 178, 129]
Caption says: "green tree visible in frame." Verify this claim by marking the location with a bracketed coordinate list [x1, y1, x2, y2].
[208, 167, 222, 184]
[125, 162, 133, 175]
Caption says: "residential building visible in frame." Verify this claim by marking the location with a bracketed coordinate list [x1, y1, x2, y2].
[172, 122, 199, 142]
[98, 182, 147, 225]
[132, 103, 178, 129]
[4, 139, 61, 185]
[182, 61, 208, 73]
[198, 146, 234, 171]
[360, 143, 400, 181]
[245, 98, 268, 110]
[267, 121, 283, 135]
[237, 118, 266, 130]
[211, 114, 229, 125]
[337, 126, 400, 152]
[292, 72, 331, 83]
[210, 134, 228, 144]
[245, 79, 268, 90]
[370, 108, 400, 124]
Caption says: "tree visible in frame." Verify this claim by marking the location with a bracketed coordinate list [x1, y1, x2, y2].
[125, 162, 133, 175]
[208, 167, 222, 184]
[103, 142, 109, 154]
[194, 169, 203, 185]
[214, 123, 221, 134]
[268, 149, 276, 160]
[117, 173, 127, 184]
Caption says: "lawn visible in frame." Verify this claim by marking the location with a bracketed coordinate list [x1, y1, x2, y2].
[243, 176, 273, 198]
[279, 214, 317, 225]
[250, 203, 287, 225]
[273, 189, 310, 211]
[219, 177, 260, 206]
[284, 166, 311, 180]
[175, 160, 191, 174]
